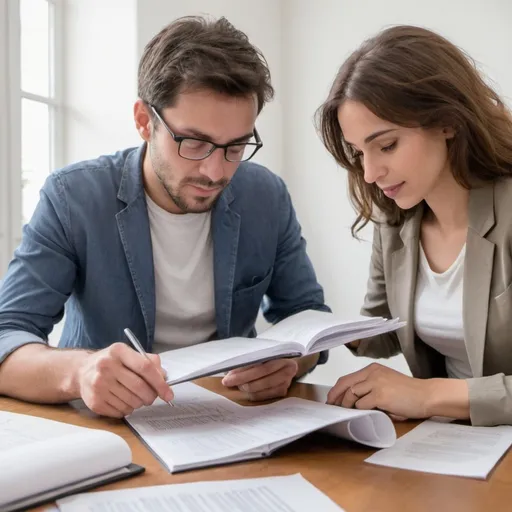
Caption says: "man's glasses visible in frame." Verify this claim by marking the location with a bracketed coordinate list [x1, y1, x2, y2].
[150, 105, 263, 162]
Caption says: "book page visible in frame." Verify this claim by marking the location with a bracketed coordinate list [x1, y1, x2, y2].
[312, 318, 405, 352]
[127, 401, 274, 470]
[0, 412, 131, 506]
[307, 385, 396, 448]
[245, 399, 394, 450]
[126, 383, 395, 472]
[57, 474, 344, 512]
[322, 409, 396, 448]
[365, 420, 512, 478]
[132, 381, 243, 418]
[159, 337, 293, 385]
[257, 310, 385, 350]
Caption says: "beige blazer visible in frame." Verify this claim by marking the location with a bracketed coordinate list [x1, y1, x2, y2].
[355, 180, 512, 426]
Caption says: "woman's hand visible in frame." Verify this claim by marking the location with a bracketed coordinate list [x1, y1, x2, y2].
[326, 363, 433, 419]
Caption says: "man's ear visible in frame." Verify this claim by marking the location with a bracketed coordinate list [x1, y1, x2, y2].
[134, 99, 153, 142]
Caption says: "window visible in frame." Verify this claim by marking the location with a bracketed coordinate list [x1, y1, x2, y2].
[20, 0, 62, 225]
[0, 0, 62, 276]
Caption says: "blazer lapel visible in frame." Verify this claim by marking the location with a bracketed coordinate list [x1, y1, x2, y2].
[212, 186, 241, 339]
[116, 146, 156, 350]
[391, 205, 423, 375]
[464, 185, 495, 377]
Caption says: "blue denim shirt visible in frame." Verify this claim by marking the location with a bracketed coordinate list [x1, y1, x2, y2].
[0, 145, 329, 364]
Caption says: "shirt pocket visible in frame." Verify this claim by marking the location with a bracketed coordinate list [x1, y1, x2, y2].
[230, 267, 274, 337]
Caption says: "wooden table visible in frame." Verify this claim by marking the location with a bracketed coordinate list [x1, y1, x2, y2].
[2, 378, 512, 512]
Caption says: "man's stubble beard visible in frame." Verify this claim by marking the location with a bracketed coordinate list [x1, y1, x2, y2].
[150, 140, 228, 214]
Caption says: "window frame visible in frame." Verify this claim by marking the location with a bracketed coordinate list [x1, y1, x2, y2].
[0, 0, 63, 276]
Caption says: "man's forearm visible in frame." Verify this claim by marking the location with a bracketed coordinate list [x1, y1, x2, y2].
[296, 352, 320, 379]
[0, 344, 90, 403]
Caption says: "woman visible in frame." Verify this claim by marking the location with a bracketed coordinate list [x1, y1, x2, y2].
[318, 25, 512, 426]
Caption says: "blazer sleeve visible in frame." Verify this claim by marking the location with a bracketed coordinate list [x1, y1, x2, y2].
[350, 222, 402, 359]
[467, 374, 512, 426]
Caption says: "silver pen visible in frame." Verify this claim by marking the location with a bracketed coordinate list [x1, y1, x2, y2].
[123, 328, 174, 407]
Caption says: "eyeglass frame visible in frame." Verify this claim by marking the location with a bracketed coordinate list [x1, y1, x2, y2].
[149, 104, 263, 162]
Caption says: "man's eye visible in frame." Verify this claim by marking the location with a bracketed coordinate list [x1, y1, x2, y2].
[183, 139, 209, 150]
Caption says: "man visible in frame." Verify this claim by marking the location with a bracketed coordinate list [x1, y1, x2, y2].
[0, 16, 328, 418]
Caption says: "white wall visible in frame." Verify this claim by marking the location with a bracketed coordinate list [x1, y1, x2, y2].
[49, 0, 140, 346]
[136, 0, 283, 176]
[282, 0, 512, 384]
[62, 0, 140, 165]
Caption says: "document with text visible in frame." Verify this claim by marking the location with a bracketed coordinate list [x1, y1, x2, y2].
[57, 473, 344, 512]
[365, 420, 512, 478]
[125, 382, 396, 473]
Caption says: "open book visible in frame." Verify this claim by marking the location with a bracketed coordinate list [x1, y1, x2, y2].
[125, 382, 396, 473]
[159, 310, 404, 385]
[0, 412, 144, 512]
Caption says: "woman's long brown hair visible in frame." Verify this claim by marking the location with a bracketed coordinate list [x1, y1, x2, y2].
[317, 25, 512, 236]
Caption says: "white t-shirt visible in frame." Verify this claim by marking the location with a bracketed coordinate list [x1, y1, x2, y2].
[414, 244, 472, 379]
[146, 194, 216, 353]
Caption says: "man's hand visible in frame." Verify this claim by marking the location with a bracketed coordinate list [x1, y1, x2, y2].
[221, 358, 299, 401]
[76, 342, 174, 418]
[326, 363, 432, 419]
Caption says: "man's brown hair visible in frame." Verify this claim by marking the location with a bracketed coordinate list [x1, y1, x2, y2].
[138, 16, 274, 114]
